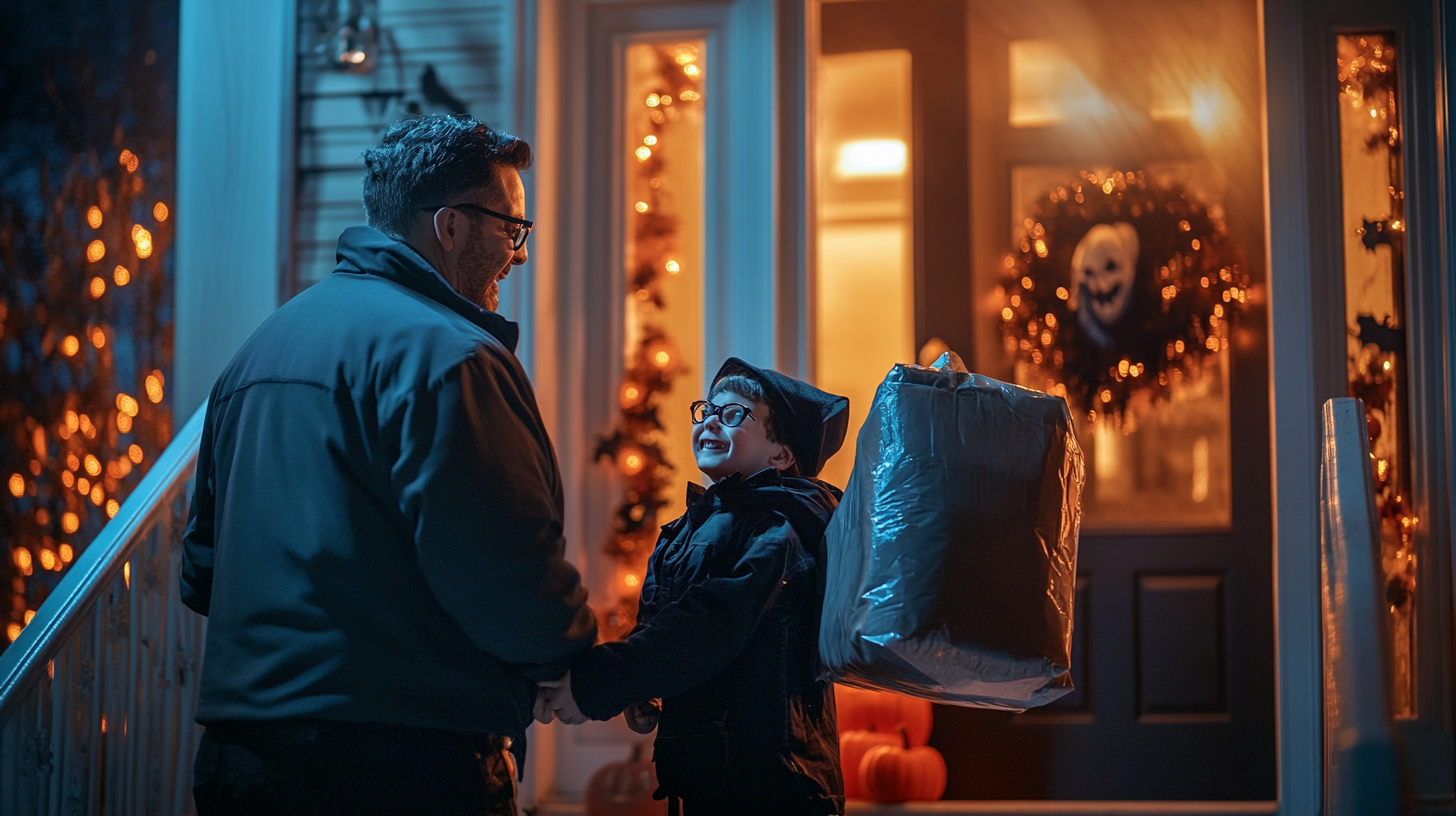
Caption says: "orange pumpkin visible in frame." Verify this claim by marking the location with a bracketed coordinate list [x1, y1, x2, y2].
[585, 743, 659, 816]
[839, 729, 900, 799]
[834, 684, 934, 746]
[860, 737, 948, 803]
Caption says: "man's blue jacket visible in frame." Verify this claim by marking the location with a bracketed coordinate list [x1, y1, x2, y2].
[180, 226, 595, 756]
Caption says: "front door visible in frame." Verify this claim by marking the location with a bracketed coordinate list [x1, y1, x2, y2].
[815, 0, 1275, 799]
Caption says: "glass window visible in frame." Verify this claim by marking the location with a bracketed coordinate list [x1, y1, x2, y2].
[814, 49, 914, 491]
[1336, 32, 1414, 718]
[596, 40, 706, 640]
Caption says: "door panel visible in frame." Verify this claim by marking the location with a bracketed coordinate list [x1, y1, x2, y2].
[817, 0, 1274, 799]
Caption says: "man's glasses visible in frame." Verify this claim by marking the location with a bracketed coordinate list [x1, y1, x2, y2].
[422, 203, 533, 250]
[691, 400, 755, 428]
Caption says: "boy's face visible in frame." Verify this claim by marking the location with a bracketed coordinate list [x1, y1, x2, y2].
[692, 389, 795, 483]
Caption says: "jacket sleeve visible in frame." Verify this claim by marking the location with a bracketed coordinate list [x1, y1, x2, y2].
[570, 515, 804, 720]
[179, 396, 219, 616]
[394, 348, 596, 679]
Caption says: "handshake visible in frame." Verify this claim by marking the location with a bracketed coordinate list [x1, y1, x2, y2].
[531, 672, 661, 734]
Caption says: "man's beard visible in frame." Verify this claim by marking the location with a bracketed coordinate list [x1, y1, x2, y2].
[460, 233, 505, 312]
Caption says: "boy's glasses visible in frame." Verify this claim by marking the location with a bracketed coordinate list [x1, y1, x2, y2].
[421, 203, 534, 250]
[691, 400, 755, 428]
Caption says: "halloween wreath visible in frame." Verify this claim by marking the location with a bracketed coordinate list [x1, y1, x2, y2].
[999, 169, 1251, 421]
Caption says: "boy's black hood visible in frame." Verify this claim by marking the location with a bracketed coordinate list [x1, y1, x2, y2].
[712, 357, 849, 479]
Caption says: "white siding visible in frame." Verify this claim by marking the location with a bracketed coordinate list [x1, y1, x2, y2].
[293, 0, 517, 291]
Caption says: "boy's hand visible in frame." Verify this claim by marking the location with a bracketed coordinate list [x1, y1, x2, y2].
[537, 672, 588, 725]
[624, 698, 661, 734]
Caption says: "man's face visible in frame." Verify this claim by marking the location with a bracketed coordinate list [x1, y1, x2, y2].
[692, 390, 791, 483]
[453, 168, 528, 311]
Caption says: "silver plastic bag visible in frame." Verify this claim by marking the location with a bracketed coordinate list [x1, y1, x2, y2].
[819, 353, 1085, 710]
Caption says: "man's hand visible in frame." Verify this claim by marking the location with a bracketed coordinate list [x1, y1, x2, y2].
[536, 671, 587, 725]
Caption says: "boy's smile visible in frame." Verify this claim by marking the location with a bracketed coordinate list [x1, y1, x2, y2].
[692, 389, 795, 482]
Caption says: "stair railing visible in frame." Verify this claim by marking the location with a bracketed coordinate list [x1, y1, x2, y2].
[0, 403, 208, 816]
[1319, 397, 1401, 816]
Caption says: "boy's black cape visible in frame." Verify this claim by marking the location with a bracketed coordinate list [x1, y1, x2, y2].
[571, 469, 846, 814]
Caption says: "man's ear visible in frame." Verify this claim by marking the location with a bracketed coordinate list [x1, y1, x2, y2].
[433, 208, 461, 254]
[768, 443, 796, 472]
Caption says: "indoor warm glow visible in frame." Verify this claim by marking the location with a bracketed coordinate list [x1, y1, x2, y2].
[835, 139, 907, 178]
[816, 49, 914, 490]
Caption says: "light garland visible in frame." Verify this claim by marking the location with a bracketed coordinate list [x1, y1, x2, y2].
[593, 44, 704, 642]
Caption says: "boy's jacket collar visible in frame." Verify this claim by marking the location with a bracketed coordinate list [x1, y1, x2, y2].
[332, 225, 521, 352]
[682, 469, 842, 531]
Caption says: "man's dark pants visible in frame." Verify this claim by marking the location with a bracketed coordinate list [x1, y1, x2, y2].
[192, 720, 516, 816]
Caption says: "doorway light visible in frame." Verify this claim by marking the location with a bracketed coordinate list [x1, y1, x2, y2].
[835, 139, 907, 178]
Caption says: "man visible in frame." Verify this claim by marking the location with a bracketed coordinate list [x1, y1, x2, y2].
[181, 114, 596, 816]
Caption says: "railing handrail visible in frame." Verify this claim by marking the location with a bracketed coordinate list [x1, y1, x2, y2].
[1319, 396, 1400, 816]
[0, 400, 208, 725]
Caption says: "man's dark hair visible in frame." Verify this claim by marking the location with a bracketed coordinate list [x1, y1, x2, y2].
[709, 374, 784, 445]
[361, 114, 532, 239]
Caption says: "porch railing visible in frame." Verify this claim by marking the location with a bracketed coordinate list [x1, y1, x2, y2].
[1319, 397, 1400, 816]
[0, 404, 208, 816]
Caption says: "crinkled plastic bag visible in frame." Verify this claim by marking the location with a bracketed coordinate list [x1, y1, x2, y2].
[820, 353, 1085, 710]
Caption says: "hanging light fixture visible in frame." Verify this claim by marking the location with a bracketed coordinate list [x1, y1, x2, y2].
[320, 0, 378, 73]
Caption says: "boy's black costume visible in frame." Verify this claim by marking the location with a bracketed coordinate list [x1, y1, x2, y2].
[571, 359, 851, 816]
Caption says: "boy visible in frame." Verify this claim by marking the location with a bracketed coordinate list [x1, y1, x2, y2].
[538, 358, 850, 815]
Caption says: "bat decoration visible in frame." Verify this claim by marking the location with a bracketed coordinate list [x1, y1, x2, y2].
[1360, 218, 1393, 251]
[1355, 314, 1405, 355]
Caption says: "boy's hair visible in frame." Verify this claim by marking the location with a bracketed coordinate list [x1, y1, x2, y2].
[709, 374, 784, 445]
[361, 114, 532, 239]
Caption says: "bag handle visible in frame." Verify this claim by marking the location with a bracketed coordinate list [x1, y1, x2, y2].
[928, 350, 969, 375]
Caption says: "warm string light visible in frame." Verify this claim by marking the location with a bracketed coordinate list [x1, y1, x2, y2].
[593, 43, 704, 642]
[5, 119, 171, 641]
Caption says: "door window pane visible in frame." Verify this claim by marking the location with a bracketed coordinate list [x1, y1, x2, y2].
[814, 50, 915, 491]
[1336, 32, 1414, 718]
[597, 40, 706, 641]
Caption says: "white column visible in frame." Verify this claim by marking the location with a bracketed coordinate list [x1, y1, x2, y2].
[174, 0, 295, 418]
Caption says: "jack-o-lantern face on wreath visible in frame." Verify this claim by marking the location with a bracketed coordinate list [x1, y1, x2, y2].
[1069, 222, 1140, 347]
[1000, 170, 1251, 421]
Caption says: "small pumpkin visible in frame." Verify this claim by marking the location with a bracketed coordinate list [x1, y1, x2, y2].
[835, 684, 934, 746]
[839, 729, 900, 799]
[585, 743, 659, 816]
[860, 732, 948, 803]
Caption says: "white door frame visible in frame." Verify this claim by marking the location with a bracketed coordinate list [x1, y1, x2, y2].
[525, 0, 784, 802]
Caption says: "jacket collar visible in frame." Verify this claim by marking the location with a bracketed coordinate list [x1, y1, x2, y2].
[332, 225, 520, 352]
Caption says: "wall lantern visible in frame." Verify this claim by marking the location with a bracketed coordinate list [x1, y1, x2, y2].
[319, 0, 378, 73]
